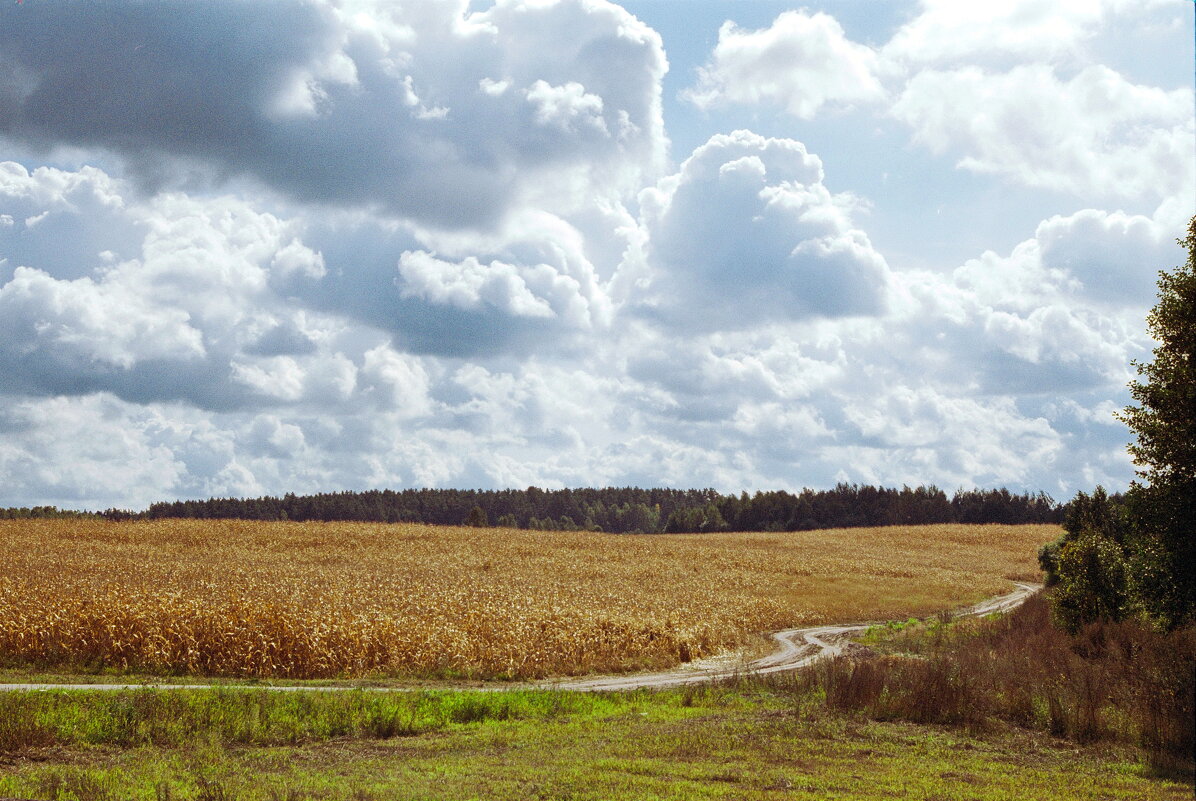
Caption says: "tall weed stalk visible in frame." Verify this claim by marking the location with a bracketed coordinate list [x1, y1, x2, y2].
[795, 593, 1194, 773]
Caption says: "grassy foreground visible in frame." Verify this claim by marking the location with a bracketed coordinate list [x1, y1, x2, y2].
[1, 682, 1189, 801]
[0, 520, 1056, 680]
[3, 593, 1191, 800]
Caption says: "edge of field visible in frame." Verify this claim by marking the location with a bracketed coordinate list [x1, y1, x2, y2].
[0, 582, 1025, 691]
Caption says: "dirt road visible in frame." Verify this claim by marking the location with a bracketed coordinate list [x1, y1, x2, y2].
[0, 583, 1039, 694]
[540, 581, 1040, 692]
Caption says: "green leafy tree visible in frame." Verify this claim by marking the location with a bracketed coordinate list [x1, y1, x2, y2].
[1050, 530, 1131, 632]
[1043, 217, 1196, 631]
[463, 505, 488, 527]
[1120, 217, 1196, 485]
[1116, 216, 1196, 628]
[1039, 487, 1133, 631]
[1039, 486, 1126, 586]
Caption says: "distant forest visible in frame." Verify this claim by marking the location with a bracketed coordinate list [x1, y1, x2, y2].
[27, 484, 1073, 533]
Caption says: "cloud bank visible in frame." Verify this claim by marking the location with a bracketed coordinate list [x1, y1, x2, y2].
[0, 0, 1189, 508]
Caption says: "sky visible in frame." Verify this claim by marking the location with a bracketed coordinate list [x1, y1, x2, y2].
[0, 0, 1192, 510]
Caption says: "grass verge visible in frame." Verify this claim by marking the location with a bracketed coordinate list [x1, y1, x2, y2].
[1, 678, 1190, 800]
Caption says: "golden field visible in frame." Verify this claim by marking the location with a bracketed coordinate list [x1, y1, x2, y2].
[0, 519, 1057, 680]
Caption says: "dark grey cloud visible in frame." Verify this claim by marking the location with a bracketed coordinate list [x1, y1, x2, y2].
[245, 323, 319, 358]
[0, 349, 250, 412]
[0, 0, 665, 228]
[0, 2, 330, 171]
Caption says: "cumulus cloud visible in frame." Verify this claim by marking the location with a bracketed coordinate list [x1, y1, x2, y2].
[887, 211, 1159, 398]
[845, 389, 1063, 481]
[0, 394, 187, 509]
[6, 145, 1146, 510]
[525, 80, 608, 134]
[1034, 209, 1181, 306]
[678, 2, 1192, 210]
[880, 2, 1194, 205]
[0, 1, 1185, 509]
[0, 0, 667, 228]
[0, 162, 139, 281]
[631, 131, 890, 331]
[922, 207, 1174, 397]
[684, 11, 885, 117]
[891, 64, 1194, 201]
[0, 265, 205, 369]
[281, 201, 619, 359]
[359, 345, 433, 417]
[0, 162, 363, 410]
[939, 207, 1177, 318]
[883, 0, 1107, 66]
[398, 251, 557, 319]
[610, 187, 1176, 497]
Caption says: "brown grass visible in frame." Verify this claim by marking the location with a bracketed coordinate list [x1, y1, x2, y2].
[794, 592, 1195, 774]
[0, 519, 1056, 679]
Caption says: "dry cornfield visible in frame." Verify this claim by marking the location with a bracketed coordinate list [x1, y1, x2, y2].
[0, 519, 1057, 679]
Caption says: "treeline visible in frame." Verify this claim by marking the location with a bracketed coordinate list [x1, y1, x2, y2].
[0, 506, 101, 520]
[94, 484, 1065, 532]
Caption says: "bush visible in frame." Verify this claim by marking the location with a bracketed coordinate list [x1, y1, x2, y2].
[1051, 532, 1130, 633]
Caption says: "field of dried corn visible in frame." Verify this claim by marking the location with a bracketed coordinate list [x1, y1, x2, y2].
[0, 519, 1056, 680]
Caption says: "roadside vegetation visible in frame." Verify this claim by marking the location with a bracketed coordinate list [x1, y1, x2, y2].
[1, 674, 1191, 800]
[0, 520, 1054, 680]
[813, 592, 1194, 774]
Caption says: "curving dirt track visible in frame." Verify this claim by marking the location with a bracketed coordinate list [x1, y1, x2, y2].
[540, 582, 1040, 692]
[0, 583, 1039, 694]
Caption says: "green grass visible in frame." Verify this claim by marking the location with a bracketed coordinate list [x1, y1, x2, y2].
[1, 683, 1190, 801]
[2, 595, 1191, 800]
[0, 665, 495, 690]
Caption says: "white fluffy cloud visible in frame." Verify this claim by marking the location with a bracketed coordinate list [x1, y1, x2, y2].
[398, 251, 557, 319]
[0, 161, 404, 411]
[632, 131, 890, 331]
[396, 248, 606, 330]
[892, 65, 1194, 201]
[0, 395, 187, 509]
[0, 152, 1169, 505]
[0, 265, 205, 369]
[883, 0, 1112, 66]
[950, 207, 1178, 311]
[614, 191, 1169, 495]
[0, 1, 1186, 508]
[891, 207, 1164, 397]
[681, 1, 1193, 209]
[684, 11, 885, 118]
